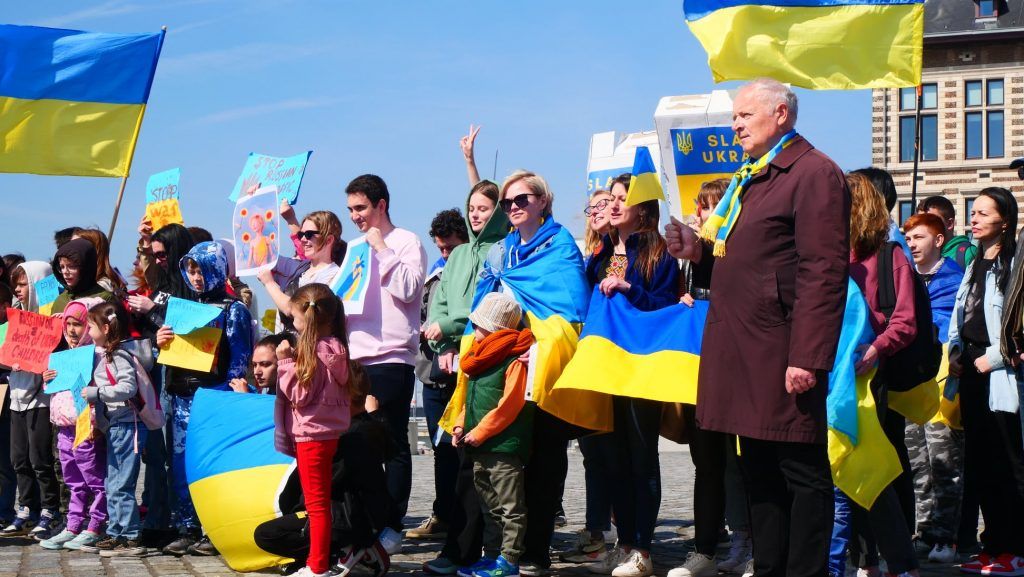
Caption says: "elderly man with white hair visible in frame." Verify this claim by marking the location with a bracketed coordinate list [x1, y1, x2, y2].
[666, 78, 851, 577]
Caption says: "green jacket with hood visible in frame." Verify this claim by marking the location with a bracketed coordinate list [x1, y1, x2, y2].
[427, 187, 510, 353]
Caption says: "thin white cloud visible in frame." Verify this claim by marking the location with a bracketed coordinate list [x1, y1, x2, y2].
[159, 42, 329, 77]
[192, 97, 339, 125]
[38, 0, 147, 28]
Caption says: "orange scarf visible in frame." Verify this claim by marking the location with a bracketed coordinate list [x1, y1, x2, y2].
[460, 328, 534, 377]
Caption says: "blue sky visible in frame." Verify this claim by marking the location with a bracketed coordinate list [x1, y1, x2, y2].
[3, 1, 870, 284]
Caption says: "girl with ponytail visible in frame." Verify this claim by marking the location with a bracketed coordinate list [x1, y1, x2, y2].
[273, 283, 352, 577]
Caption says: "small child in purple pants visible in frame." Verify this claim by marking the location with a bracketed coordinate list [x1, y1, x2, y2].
[39, 297, 107, 550]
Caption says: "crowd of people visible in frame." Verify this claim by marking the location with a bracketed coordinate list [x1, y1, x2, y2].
[0, 77, 1022, 577]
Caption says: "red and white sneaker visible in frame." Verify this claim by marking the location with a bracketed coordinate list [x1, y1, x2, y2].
[961, 553, 993, 574]
[981, 554, 1024, 576]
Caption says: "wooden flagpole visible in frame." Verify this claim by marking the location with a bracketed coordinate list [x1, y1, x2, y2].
[107, 25, 167, 243]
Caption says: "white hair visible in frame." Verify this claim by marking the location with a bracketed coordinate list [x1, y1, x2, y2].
[744, 77, 799, 128]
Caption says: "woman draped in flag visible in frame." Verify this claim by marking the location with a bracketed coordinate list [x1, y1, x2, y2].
[582, 174, 677, 577]
[442, 170, 612, 576]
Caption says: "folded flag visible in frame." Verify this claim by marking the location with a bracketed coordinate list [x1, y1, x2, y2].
[625, 146, 665, 206]
[683, 0, 924, 90]
[555, 288, 706, 404]
[827, 279, 903, 509]
[0, 24, 164, 177]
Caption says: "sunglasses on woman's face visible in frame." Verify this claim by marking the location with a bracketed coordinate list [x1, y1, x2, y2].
[584, 199, 610, 217]
[296, 230, 321, 241]
[499, 193, 537, 213]
[152, 251, 167, 262]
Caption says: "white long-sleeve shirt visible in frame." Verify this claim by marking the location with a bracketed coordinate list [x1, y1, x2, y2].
[347, 227, 427, 366]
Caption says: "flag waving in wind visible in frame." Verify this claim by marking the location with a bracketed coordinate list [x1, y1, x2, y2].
[0, 24, 165, 177]
[683, 0, 923, 90]
[625, 146, 665, 206]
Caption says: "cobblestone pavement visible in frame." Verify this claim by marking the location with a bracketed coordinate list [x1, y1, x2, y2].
[2, 444, 966, 576]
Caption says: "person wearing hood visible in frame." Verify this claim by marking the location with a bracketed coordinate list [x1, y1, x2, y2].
[39, 297, 107, 550]
[51, 238, 114, 315]
[155, 241, 254, 557]
[421, 179, 513, 575]
[1, 262, 62, 539]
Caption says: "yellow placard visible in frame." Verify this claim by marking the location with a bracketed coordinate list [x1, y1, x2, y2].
[146, 198, 184, 231]
[158, 326, 221, 372]
[261, 309, 277, 333]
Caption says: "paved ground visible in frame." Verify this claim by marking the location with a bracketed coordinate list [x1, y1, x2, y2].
[0, 441, 966, 576]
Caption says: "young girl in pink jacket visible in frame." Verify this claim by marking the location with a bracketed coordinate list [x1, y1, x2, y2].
[274, 282, 351, 577]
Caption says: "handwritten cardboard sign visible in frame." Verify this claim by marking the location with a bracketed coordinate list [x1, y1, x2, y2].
[0, 308, 64, 374]
[164, 297, 221, 335]
[158, 326, 222, 372]
[330, 237, 373, 315]
[46, 345, 96, 394]
[0, 323, 7, 348]
[144, 168, 185, 231]
[34, 275, 63, 308]
[233, 186, 281, 277]
[228, 151, 312, 204]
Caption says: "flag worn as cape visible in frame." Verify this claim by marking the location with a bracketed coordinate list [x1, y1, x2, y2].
[439, 219, 613, 434]
[554, 287, 706, 403]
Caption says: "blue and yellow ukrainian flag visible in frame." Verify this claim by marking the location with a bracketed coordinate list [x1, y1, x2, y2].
[186, 389, 295, 572]
[625, 146, 665, 206]
[555, 288, 706, 404]
[828, 279, 902, 509]
[683, 0, 923, 90]
[0, 24, 164, 177]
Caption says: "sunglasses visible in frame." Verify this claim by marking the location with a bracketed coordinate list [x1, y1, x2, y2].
[296, 230, 322, 241]
[499, 193, 538, 213]
[152, 251, 167, 261]
[584, 198, 610, 216]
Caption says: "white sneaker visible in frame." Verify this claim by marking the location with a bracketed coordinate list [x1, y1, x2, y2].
[379, 527, 402, 555]
[611, 550, 654, 577]
[927, 543, 957, 564]
[588, 545, 628, 574]
[667, 552, 718, 577]
[740, 558, 754, 577]
[291, 567, 330, 577]
[718, 530, 752, 573]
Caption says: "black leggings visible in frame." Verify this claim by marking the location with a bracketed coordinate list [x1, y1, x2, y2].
[10, 408, 59, 511]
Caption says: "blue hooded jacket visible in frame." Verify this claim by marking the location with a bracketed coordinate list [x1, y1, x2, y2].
[173, 242, 254, 391]
[925, 257, 964, 343]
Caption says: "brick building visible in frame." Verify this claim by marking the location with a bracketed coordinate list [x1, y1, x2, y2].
[872, 0, 1024, 233]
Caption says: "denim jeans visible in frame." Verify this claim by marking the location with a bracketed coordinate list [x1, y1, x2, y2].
[170, 394, 198, 531]
[829, 488, 852, 577]
[106, 422, 147, 540]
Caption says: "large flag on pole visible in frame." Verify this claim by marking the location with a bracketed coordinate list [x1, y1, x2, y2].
[683, 0, 924, 90]
[0, 24, 165, 177]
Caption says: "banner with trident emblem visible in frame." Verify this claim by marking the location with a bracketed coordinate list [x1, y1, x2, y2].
[670, 126, 746, 213]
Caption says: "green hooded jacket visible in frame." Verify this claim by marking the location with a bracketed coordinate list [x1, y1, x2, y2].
[427, 186, 510, 353]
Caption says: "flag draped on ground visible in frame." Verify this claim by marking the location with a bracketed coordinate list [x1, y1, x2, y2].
[827, 279, 903, 509]
[555, 288, 706, 404]
[0, 24, 164, 176]
[439, 220, 613, 435]
[683, 0, 924, 90]
[186, 389, 295, 572]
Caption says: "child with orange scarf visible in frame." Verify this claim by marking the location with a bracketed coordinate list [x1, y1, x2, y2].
[452, 292, 534, 577]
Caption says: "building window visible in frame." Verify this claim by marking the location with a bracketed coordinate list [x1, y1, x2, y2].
[899, 201, 914, 228]
[900, 87, 915, 111]
[967, 112, 983, 159]
[964, 78, 1004, 160]
[921, 84, 937, 109]
[988, 111, 1005, 158]
[966, 81, 983, 106]
[965, 198, 975, 229]
[900, 115, 938, 162]
[977, 0, 997, 18]
[988, 79, 1004, 105]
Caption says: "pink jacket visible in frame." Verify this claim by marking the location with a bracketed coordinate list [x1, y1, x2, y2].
[274, 337, 351, 455]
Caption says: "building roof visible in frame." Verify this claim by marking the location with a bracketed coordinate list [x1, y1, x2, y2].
[926, 0, 1024, 40]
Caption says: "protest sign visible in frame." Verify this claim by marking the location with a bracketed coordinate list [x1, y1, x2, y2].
[233, 186, 281, 277]
[330, 237, 373, 315]
[71, 376, 88, 415]
[261, 309, 276, 333]
[165, 297, 221, 335]
[145, 168, 184, 230]
[158, 326, 222, 372]
[0, 308, 64, 374]
[46, 344, 96, 394]
[0, 323, 7, 347]
[228, 151, 312, 204]
[34, 275, 62, 308]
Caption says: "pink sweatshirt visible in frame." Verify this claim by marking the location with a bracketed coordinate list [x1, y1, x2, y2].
[274, 337, 351, 454]
[346, 227, 427, 366]
[849, 245, 917, 358]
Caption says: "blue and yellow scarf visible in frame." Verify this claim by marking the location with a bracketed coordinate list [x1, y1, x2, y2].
[700, 130, 798, 257]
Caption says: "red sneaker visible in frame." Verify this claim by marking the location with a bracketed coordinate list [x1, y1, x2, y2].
[981, 554, 1024, 576]
[962, 553, 993, 574]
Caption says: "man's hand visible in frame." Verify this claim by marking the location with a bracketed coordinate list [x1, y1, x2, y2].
[665, 216, 701, 261]
[367, 227, 387, 252]
[785, 366, 817, 394]
[854, 344, 879, 376]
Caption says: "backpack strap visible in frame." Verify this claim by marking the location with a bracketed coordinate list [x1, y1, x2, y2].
[877, 241, 898, 323]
